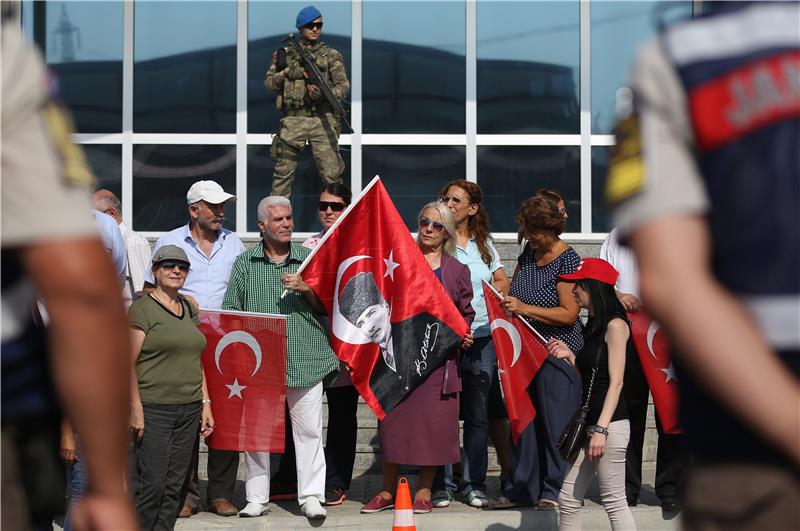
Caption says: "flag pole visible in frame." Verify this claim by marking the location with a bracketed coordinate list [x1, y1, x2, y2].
[482, 280, 549, 344]
[280, 175, 382, 298]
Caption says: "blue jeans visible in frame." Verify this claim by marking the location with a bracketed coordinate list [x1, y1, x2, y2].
[62, 442, 86, 531]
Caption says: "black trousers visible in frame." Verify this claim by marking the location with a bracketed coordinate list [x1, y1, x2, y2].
[135, 402, 200, 531]
[179, 442, 239, 507]
[624, 350, 690, 503]
[324, 385, 360, 490]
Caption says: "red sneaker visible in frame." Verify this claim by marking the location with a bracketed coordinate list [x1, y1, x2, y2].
[322, 487, 347, 506]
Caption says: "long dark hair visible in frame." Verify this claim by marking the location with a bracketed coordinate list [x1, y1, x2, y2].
[319, 183, 352, 204]
[439, 180, 494, 266]
[577, 278, 628, 337]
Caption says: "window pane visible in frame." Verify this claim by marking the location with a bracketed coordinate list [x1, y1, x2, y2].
[363, 1, 465, 134]
[134, 2, 236, 133]
[592, 146, 612, 233]
[132, 145, 236, 231]
[84, 145, 122, 202]
[249, 2, 351, 134]
[477, 1, 579, 133]
[44, 2, 123, 133]
[591, 1, 691, 133]
[477, 147, 580, 233]
[363, 146, 465, 229]
[246, 145, 351, 232]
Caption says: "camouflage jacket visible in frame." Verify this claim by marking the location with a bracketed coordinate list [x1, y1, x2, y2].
[264, 39, 349, 113]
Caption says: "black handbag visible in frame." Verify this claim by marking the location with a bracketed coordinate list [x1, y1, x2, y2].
[557, 340, 603, 462]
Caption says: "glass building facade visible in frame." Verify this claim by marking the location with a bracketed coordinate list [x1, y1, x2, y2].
[22, 0, 694, 238]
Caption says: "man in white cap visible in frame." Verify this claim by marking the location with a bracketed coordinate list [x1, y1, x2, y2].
[146, 180, 245, 517]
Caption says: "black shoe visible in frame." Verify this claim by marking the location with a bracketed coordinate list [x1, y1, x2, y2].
[627, 497, 638, 507]
[661, 499, 681, 512]
[322, 487, 346, 506]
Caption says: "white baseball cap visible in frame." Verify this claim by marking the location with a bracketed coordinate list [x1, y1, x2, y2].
[186, 180, 236, 205]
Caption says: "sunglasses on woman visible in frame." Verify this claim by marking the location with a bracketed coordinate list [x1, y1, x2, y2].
[159, 261, 190, 272]
[318, 201, 347, 212]
[419, 217, 445, 233]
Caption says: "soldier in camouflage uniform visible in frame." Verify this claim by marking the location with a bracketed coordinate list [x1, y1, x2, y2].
[265, 5, 349, 198]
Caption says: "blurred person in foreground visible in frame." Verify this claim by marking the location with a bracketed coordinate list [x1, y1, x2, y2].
[433, 180, 509, 509]
[145, 180, 245, 517]
[1, 4, 136, 529]
[548, 258, 636, 530]
[92, 189, 152, 306]
[360, 202, 474, 514]
[129, 245, 214, 530]
[608, 2, 800, 528]
[223, 195, 339, 520]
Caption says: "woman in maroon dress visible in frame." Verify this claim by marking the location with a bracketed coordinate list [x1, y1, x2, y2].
[361, 201, 475, 515]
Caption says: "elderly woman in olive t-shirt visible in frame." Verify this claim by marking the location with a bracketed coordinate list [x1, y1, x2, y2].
[128, 245, 214, 531]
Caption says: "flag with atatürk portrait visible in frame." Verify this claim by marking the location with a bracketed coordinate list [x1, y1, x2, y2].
[483, 280, 549, 443]
[298, 177, 470, 419]
[199, 309, 287, 451]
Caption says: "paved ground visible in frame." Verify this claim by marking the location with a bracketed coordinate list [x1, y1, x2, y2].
[169, 466, 679, 531]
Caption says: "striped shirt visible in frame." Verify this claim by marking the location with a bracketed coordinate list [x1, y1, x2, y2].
[119, 222, 151, 305]
[222, 242, 338, 388]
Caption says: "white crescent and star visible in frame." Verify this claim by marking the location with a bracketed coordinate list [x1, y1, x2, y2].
[646, 320, 661, 359]
[383, 250, 399, 280]
[214, 330, 264, 400]
[490, 318, 523, 368]
[661, 363, 677, 383]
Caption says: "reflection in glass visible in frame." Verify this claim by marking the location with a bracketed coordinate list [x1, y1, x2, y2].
[132, 145, 236, 232]
[363, 146, 465, 229]
[249, 1, 351, 134]
[84, 145, 123, 202]
[134, 2, 236, 133]
[477, 1, 579, 133]
[42, 2, 123, 133]
[591, 1, 691, 133]
[477, 147, 580, 233]
[247, 146, 351, 232]
[592, 147, 612, 233]
[363, 1, 465, 133]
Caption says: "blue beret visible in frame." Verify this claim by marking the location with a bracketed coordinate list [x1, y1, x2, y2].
[296, 5, 322, 29]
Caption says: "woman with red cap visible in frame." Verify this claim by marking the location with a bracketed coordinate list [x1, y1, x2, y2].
[548, 258, 636, 530]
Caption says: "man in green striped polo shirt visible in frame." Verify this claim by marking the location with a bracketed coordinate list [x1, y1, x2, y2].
[222, 195, 338, 520]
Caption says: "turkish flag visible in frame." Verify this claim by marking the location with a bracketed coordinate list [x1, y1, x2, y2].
[483, 280, 549, 443]
[198, 310, 287, 451]
[300, 177, 470, 419]
[627, 310, 682, 434]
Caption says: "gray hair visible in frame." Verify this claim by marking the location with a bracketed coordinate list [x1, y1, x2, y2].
[91, 189, 122, 213]
[257, 195, 291, 222]
[416, 201, 457, 256]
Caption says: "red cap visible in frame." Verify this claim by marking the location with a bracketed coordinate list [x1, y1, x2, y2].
[559, 258, 619, 286]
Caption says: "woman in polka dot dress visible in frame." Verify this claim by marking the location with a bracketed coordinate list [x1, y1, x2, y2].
[500, 191, 583, 509]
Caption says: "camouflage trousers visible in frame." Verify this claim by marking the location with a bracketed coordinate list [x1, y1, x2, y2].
[270, 113, 345, 198]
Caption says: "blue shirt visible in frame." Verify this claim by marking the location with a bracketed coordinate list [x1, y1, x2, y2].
[454, 238, 504, 338]
[93, 210, 127, 288]
[147, 224, 245, 310]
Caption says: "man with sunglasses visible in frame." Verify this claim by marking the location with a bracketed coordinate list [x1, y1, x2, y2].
[145, 180, 246, 518]
[265, 4, 349, 199]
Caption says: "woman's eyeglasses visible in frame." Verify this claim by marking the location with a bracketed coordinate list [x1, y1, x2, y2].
[159, 261, 190, 272]
[419, 217, 445, 233]
[318, 201, 347, 212]
[303, 21, 323, 30]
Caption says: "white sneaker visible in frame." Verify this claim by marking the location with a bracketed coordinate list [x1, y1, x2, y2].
[238, 502, 269, 517]
[302, 497, 327, 519]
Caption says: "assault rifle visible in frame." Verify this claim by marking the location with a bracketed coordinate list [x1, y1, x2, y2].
[283, 33, 353, 134]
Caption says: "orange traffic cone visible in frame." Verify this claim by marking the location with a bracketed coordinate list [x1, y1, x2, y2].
[392, 477, 416, 531]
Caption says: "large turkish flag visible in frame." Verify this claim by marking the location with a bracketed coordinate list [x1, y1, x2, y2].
[198, 310, 287, 451]
[483, 280, 549, 442]
[628, 310, 682, 434]
[299, 177, 469, 419]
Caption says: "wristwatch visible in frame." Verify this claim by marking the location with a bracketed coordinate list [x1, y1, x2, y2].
[586, 424, 609, 437]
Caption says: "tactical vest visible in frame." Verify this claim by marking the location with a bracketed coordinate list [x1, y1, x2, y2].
[660, 2, 799, 464]
[281, 41, 335, 115]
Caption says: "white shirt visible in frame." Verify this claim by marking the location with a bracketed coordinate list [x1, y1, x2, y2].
[600, 228, 640, 297]
[119, 222, 151, 304]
